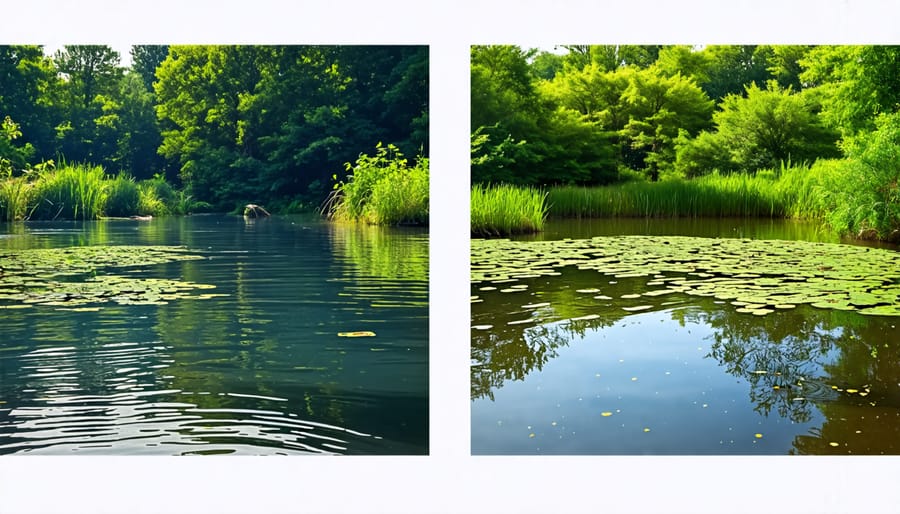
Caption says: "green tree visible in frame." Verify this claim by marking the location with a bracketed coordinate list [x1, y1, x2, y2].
[677, 81, 839, 175]
[130, 45, 170, 91]
[654, 45, 710, 83]
[0, 116, 34, 173]
[800, 45, 900, 136]
[0, 45, 63, 163]
[53, 45, 124, 164]
[156, 45, 427, 210]
[700, 45, 772, 100]
[471, 45, 541, 134]
[620, 68, 714, 179]
[530, 50, 565, 80]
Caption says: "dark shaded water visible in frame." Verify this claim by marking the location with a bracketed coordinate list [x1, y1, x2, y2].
[0, 216, 428, 455]
[472, 218, 900, 454]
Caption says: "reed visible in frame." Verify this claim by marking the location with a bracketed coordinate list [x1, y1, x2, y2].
[0, 174, 32, 221]
[104, 174, 141, 217]
[471, 184, 548, 237]
[365, 158, 429, 225]
[325, 144, 429, 226]
[30, 163, 107, 220]
[547, 173, 789, 219]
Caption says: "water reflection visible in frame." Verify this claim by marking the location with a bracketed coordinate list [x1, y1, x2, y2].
[472, 220, 900, 454]
[0, 216, 428, 455]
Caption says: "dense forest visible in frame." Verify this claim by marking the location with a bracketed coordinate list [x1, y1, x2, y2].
[471, 45, 900, 240]
[0, 45, 428, 217]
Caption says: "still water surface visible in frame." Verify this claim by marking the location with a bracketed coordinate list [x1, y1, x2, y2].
[472, 218, 900, 454]
[1, 215, 428, 455]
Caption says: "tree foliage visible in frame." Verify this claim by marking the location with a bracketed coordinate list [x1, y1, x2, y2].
[0, 44, 428, 212]
[471, 44, 896, 187]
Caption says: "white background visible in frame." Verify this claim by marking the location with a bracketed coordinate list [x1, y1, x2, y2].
[2, 1, 900, 512]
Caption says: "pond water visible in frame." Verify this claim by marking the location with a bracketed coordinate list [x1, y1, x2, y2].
[0, 215, 428, 455]
[471, 218, 900, 455]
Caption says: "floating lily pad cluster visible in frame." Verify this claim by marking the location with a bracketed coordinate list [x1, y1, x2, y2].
[472, 236, 900, 316]
[0, 245, 222, 309]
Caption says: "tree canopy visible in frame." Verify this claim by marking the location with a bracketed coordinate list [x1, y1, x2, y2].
[471, 44, 899, 185]
[0, 44, 428, 211]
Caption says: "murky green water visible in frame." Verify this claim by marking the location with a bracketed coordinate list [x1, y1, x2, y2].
[472, 218, 900, 454]
[0, 216, 428, 455]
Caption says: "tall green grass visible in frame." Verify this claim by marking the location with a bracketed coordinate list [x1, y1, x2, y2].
[471, 184, 548, 237]
[0, 173, 32, 221]
[30, 163, 107, 220]
[547, 173, 789, 219]
[325, 144, 429, 225]
[104, 174, 141, 217]
[1, 164, 199, 221]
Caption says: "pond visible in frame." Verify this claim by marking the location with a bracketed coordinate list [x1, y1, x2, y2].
[471, 218, 900, 455]
[0, 215, 428, 455]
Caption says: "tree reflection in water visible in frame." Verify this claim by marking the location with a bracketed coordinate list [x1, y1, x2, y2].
[473, 277, 900, 453]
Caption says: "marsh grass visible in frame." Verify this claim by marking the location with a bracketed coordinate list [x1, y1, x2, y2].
[366, 158, 429, 225]
[471, 163, 851, 236]
[0, 173, 31, 221]
[105, 174, 141, 217]
[325, 144, 429, 225]
[30, 163, 107, 220]
[548, 173, 788, 219]
[471, 184, 547, 236]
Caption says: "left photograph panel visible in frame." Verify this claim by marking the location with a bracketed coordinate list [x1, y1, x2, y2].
[0, 45, 429, 455]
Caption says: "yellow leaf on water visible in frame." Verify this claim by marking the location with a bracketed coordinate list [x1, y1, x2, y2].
[755, 433, 763, 439]
[829, 442, 839, 447]
[846, 389, 859, 394]
[601, 412, 613, 417]
[338, 331, 376, 337]
[643, 428, 651, 433]
[529, 433, 535, 438]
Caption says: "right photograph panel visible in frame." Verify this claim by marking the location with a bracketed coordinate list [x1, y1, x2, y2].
[470, 44, 900, 455]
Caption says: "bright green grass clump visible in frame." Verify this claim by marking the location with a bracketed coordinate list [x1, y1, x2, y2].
[0, 172, 32, 221]
[325, 143, 429, 226]
[471, 184, 548, 237]
[29, 163, 108, 220]
[547, 173, 787, 219]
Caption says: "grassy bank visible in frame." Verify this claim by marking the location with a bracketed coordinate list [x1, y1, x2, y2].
[471, 184, 547, 237]
[0, 163, 202, 221]
[547, 172, 788, 219]
[325, 144, 429, 226]
[473, 160, 900, 241]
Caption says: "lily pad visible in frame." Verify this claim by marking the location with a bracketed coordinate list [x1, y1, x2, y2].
[472, 235, 900, 318]
[0, 245, 220, 310]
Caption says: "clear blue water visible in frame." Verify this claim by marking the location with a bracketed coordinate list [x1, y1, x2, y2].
[0, 216, 428, 455]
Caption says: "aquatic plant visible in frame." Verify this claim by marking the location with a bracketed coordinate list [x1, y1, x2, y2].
[366, 157, 429, 225]
[471, 235, 900, 317]
[104, 174, 141, 217]
[29, 162, 107, 220]
[324, 143, 429, 226]
[0, 245, 220, 309]
[471, 184, 548, 236]
[0, 173, 31, 221]
[547, 174, 787, 219]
